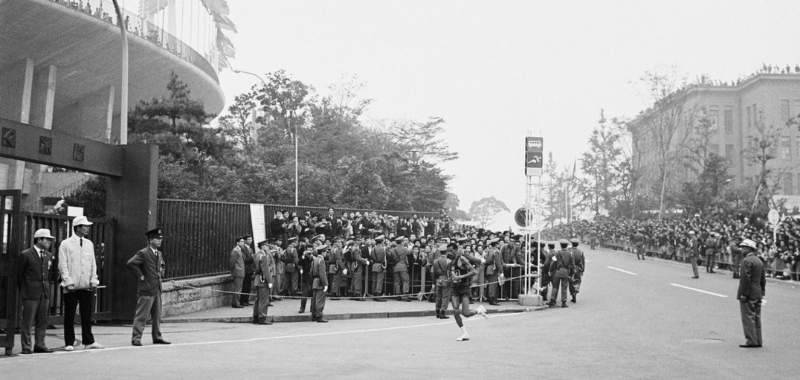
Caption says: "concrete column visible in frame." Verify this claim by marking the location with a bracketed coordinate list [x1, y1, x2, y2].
[29, 64, 58, 202]
[0, 58, 34, 190]
[106, 143, 158, 321]
[106, 86, 116, 143]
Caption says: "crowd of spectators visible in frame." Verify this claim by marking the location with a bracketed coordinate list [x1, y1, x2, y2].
[541, 213, 800, 281]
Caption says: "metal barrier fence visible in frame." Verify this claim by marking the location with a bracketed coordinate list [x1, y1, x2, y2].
[22, 213, 114, 323]
[157, 199, 439, 280]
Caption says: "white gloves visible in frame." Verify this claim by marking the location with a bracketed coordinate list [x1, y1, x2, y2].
[268, 283, 273, 289]
[323, 286, 328, 292]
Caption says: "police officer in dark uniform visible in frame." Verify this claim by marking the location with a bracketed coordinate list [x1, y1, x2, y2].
[568, 238, 585, 303]
[549, 239, 574, 308]
[371, 235, 388, 302]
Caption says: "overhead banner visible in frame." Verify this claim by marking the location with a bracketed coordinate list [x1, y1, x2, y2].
[250, 204, 266, 244]
[525, 137, 543, 176]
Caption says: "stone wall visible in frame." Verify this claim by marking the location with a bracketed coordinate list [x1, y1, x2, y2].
[161, 274, 233, 317]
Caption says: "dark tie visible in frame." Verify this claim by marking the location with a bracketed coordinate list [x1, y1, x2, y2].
[80, 238, 83, 247]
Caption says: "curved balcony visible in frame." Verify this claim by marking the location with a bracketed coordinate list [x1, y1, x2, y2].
[0, 0, 225, 141]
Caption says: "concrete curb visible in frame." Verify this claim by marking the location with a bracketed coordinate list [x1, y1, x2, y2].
[162, 305, 547, 324]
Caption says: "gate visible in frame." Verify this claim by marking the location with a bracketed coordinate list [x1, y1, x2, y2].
[0, 190, 23, 356]
[0, 190, 114, 355]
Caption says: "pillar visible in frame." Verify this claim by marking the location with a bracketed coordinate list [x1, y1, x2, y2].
[106, 143, 158, 321]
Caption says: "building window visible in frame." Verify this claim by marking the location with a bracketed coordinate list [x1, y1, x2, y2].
[709, 109, 719, 128]
[781, 99, 790, 123]
[710, 144, 719, 156]
[746, 106, 751, 129]
[725, 144, 734, 165]
[796, 136, 800, 160]
[784, 173, 794, 195]
[781, 136, 791, 160]
[724, 108, 733, 133]
[752, 103, 758, 126]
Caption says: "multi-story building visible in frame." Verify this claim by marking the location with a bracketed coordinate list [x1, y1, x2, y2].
[631, 72, 800, 199]
[0, 0, 232, 209]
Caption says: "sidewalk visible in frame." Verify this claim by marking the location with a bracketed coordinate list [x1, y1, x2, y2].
[163, 296, 544, 324]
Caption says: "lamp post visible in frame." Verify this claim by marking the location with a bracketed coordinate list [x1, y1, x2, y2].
[233, 69, 299, 207]
[111, 0, 128, 144]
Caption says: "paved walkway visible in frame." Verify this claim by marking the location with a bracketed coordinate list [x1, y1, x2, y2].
[163, 296, 543, 323]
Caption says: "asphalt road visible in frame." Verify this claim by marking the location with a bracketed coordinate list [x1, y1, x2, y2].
[2, 247, 798, 379]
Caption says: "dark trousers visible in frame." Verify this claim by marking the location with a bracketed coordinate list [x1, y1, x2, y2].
[21, 295, 49, 350]
[740, 299, 762, 346]
[501, 268, 520, 298]
[351, 268, 364, 295]
[240, 272, 253, 305]
[284, 271, 299, 294]
[706, 254, 716, 272]
[372, 270, 385, 294]
[435, 282, 451, 313]
[253, 286, 270, 322]
[311, 289, 326, 320]
[550, 276, 569, 304]
[63, 289, 95, 346]
[132, 293, 162, 344]
[231, 276, 244, 307]
[485, 274, 498, 300]
[393, 270, 409, 295]
[299, 282, 313, 312]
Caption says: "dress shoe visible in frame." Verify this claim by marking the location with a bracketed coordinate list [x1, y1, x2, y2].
[402, 298, 412, 302]
[374, 298, 387, 302]
[252, 319, 259, 324]
[739, 344, 759, 348]
[153, 339, 171, 345]
[20, 349, 32, 355]
[488, 301, 500, 306]
[440, 314, 449, 319]
[258, 321, 273, 325]
[316, 319, 328, 323]
[34, 346, 53, 353]
[267, 303, 274, 307]
[232, 305, 244, 308]
[561, 303, 568, 308]
[353, 298, 366, 302]
[298, 310, 305, 313]
[691, 276, 699, 279]
[132, 341, 142, 346]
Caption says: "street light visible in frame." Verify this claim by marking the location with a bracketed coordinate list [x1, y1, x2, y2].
[233, 69, 299, 207]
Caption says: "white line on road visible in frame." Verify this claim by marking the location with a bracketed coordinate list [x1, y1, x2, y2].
[670, 283, 728, 298]
[607, 266, 636, 275]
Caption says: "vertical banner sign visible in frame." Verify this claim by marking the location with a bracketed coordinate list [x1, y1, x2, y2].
[525, 137, 543, 176]
[250, 204, 267, 244]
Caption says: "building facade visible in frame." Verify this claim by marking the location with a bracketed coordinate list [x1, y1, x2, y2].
[631, 73, 800, 199]
[0, 0, 232, 209]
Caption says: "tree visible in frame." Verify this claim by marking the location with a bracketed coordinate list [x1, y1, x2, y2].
[443, 192, 469, 220]
[632, 66, 696, 219]
[468, 196, 510, 229]
[680, 153, 730, 215]
[581, 110, 623, 214]
[65, 176, 107, 218]
[682, 107, 717, 176]
[388, 117, 459, 164]
[742, 111, 784, 215]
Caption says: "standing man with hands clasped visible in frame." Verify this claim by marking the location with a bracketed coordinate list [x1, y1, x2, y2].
[737, 239, 765, 348]
[17, 229, 57, 354]
[127, 228, 171, 346]
[58, 216, 104, 351]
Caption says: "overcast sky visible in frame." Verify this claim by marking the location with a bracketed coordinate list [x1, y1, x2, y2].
[217, 0, 800, 228]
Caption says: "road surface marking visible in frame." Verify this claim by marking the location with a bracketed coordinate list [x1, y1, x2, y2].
[607, 266, 636, 275]
[2, 310, 528, 359]
[670, 283, 728, 298]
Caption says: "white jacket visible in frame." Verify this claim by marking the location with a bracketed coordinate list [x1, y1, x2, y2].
[58, 234, 99, 290]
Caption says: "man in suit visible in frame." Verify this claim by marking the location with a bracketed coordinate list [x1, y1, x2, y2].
[311, 245, 329, 323]
[568, 238, 585, 303]
[252, 240, 273, 325]
[391, 237, 411, 301]
[484, 238, 503, 305]
[17, 229, 57, 354]
[688, 231, 700, 278]
[549, 239, 574, 308]
[737, 239, 766, 348]
[329, 238, 345, 297]
[371, 236, 388, 302]
[298, 245, 315, 313]
[127, 228, 170, 346]
[229, 236, 246, 308]
[240, 235, 255, 307]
